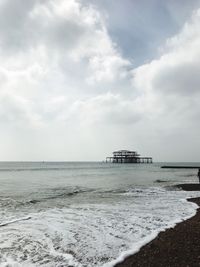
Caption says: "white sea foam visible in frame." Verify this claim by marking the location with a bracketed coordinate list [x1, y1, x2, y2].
[103, 198, 198, 267]
[0, 187, 200, 267]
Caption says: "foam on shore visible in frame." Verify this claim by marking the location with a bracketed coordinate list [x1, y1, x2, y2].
[1, 187, 200, 267]
[104, 198, 198, 267]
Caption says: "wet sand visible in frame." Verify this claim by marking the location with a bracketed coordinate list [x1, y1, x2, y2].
[115, 185, 200, 267]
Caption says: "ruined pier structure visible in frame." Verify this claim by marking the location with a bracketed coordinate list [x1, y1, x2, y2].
[106, 150, 153, 164]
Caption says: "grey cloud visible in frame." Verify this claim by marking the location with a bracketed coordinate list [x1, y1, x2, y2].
[0, 0, 88, 54]
[84, 0, 200, 66]
[153, 60, 200, 96]
[0, 0, 37, 52]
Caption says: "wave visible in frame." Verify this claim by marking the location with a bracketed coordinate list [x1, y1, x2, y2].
[27, 190, 81, 204]
[1, 187, 200, 267]
[0, 216, 31, 227]
[1, 192, 199, 267]
[103, 202, 197, 267]
[0, 187, 93, 208]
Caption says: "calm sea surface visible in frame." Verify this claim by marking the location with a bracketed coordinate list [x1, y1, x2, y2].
[0, 162, 200, 266]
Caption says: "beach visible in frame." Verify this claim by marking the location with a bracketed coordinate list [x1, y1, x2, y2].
[115, 184, 200, 267]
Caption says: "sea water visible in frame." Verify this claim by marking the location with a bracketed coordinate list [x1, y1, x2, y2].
[0, 162, 200, 267]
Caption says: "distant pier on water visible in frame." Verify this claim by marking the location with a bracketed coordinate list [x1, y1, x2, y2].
[106, 150, 153, 164]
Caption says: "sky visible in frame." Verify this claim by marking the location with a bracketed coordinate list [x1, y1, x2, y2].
[1, 0, 200, 161]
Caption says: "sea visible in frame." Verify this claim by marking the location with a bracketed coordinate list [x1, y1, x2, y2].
[0, 161, 200, 267]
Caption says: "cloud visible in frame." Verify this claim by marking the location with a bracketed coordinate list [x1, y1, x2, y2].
[0, 0, 131, 127]
[67, 93, 142, 126]
[127, 8, 200, 160]
[0, 0, 200, 160]
[132, 9, 200, 114]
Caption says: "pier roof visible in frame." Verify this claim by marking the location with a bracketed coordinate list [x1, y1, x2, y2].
[113, 150, 137, 154]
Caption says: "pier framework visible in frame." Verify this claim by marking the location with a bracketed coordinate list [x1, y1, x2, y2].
[106, 150, 153, 164]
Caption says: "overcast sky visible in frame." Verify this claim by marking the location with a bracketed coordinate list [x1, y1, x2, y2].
[1, 0, 200, 161]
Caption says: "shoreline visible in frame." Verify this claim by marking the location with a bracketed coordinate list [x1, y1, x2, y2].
[114, 184, 200, 267]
